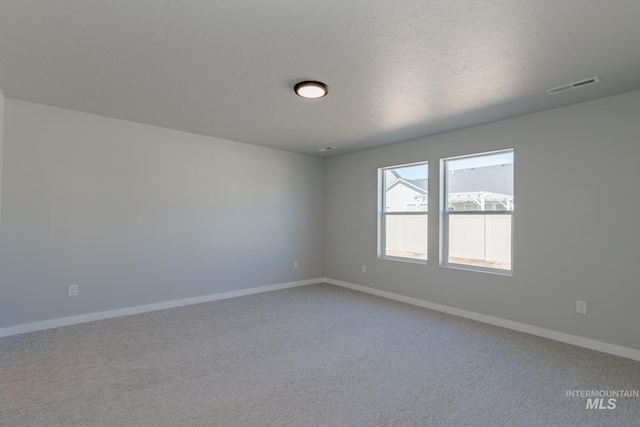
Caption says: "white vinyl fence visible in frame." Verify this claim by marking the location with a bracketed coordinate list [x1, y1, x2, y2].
[385, 214, 511, 267]
[385, 215, 427, 259]
[448, 214, 511, 264]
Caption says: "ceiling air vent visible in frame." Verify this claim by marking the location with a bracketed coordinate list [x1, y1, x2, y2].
[547, 76, 600, 94]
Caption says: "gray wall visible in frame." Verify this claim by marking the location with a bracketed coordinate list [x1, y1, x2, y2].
[0, 89, 4, 234]
[324, 89, 640, 351]
[2, 90, 640, 353]
[0, 100, 324, 328]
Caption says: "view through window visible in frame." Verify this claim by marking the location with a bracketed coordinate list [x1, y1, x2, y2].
[443, 150, 514, 272]
[380, 162, 428, 262]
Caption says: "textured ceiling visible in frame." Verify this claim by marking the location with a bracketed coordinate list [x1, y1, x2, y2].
[1, 1, 640, 157]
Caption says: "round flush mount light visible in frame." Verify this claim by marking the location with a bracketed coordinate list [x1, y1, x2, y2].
[294, 81, 329, 99]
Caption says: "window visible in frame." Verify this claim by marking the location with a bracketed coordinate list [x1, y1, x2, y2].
[442, 150, 513, 272]
[379, 162, 428, 262]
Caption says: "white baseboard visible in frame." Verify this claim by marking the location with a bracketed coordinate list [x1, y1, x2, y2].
[0, 278, 322, 338]
[324, 278, 640, 362]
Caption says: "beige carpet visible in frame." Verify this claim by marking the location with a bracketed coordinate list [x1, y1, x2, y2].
[1, 283, 639, 426]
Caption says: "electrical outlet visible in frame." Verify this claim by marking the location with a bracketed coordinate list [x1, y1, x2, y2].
[68, 284, 78, 297]
[362, 265, 367, 273]
[293, 261, 298, 270]
[576, 300, 587, 314]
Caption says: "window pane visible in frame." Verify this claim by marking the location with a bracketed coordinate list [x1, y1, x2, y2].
[443, 150, 513, 273]
[381, 161, 428, 262]
[385, 214, 428, 261]
[447, 213, 511, 270]
[446, 152, 513, 212]
[384, 163, 428, 213]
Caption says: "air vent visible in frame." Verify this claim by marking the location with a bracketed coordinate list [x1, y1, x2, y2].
[317, 146, 335, 152]
[547, 76, 600, 94]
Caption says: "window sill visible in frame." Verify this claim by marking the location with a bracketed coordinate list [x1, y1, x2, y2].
[442, 263, 513, 276]
[379, 256, 428, 265]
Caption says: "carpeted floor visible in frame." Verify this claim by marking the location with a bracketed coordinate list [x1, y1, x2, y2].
[1, 283, 639, 426]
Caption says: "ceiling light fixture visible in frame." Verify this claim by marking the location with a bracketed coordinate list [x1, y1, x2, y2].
[294, 81, 329, 99]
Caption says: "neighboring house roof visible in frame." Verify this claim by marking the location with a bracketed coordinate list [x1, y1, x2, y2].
[448, 164, 513, 195]
[386, 178, 428, 195]
[385, 168, 428, 192]
[385, 163, 512, 207]
[406, 178, 428, 192]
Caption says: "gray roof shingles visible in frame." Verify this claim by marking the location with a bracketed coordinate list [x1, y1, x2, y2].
[448, 164, 513, 196]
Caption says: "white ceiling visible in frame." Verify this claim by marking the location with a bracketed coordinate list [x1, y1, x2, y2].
[1, 1, 639, 158]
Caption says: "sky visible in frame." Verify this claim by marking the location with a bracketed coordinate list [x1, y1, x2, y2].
[394, 163, 428, 180]
[448, 151, 513, 171]
[384, 151, 513, 179]
[394, 151, 514, 179]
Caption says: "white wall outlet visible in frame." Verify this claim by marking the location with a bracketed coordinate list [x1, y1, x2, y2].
[68, 284, 78, 297]
[576, 300, 587, 314]
[293, 261, 298, 270]
[362, 265, 367, 273]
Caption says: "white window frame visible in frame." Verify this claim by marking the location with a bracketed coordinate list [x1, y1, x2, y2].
[441, 150, 514, 274]
[378, 161, 428, 263]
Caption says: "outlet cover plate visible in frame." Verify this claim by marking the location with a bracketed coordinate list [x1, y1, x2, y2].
[576, 300, 587, 314]
[68, 284, 78, 297]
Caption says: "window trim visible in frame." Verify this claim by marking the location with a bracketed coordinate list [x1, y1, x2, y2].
[378, 161, 428, 264]
[441, 150, 514, 275]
